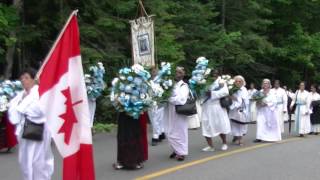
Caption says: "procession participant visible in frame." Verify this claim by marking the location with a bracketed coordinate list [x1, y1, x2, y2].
[255, 79, 281, 142]
[290, 82, 311, 137]
[166, 67, 189, 161]
[8, 68, 54, 180]
[0, 113, 18, 153]
[272, 80, 288, 133]
[201, 70, 230, 152]
[148, 67, 166, 146]
[248, 83, 258, 123]
[309, 84, 320, 135]
[229, 75, 249, 146]
[114, 112, 144, 170]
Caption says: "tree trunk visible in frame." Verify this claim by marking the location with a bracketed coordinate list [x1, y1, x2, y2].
[4, 0, 22, 79]
[221, 0, 226, 30]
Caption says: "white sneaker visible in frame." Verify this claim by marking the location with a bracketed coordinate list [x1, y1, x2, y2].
[221, 144, 228, 151]
[202, 146, 215, 152]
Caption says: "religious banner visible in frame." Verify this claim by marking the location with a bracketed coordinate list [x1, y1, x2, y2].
[130, 16, 155, 67]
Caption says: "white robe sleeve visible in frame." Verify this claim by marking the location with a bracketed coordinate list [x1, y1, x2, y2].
[169, 84, 189, 105]
[210, 85, 229, 100]
[283, 90, 288, 112]
[8, 93, 23, 125]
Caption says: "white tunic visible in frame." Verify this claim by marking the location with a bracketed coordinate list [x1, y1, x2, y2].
[201, 80, 230, 137]
[248, 89, 258, 122]
[148, 104, 166, 139]
[229, 86, 249, 136]
[291, 90, 311, 134]
[165, 80, 189, 156]
[8, 85, 54, 180]
[272, 87, 288, 133]
[256, 90, 282, 142]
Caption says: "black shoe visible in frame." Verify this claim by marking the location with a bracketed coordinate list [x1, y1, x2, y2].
[169, 152, 176, 159]
[253, 139, 262, 143]
[315, 132, 319, 135]
[151, 138, 159, 146]
[159, 133, 166, 141]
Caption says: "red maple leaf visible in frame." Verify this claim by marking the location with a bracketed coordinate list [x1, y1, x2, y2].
[58, 87, 83, 145]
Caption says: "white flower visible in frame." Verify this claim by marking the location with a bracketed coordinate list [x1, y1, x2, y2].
[229, 79, 235, 84]
[140, 93, 146, 99]
[168, 80, 173, 86]
[132, 64, 144, 74]
[199, 79, 206, 84]
[120, 92, 126, 97]
[119, 75, 126, 80]
[125, 94, 130, 100]
[204, 68, 211, 76]
[196, 56, 206, 63]
[112, 78, 119, 86]
[228, 85, 233, 90]
[226, 75, 231, 79]
[161, 62, 166, 67]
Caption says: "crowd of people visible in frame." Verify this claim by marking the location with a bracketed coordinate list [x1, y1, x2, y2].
[1, 66, 320, 179]
[115, 66, 320, 170]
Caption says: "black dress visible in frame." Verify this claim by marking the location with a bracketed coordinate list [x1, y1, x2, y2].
[117, 112, 144, 168]
[311, 100, 320, 125]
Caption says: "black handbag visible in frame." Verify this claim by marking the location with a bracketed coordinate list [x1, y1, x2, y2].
[220, 96, 232, 108]
[22, 118, 44, 141]
[175, 90, 197, 116]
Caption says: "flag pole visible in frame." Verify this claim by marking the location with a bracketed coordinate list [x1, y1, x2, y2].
[36, 9, 79, 80]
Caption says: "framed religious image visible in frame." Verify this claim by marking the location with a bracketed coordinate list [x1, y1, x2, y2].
[137, 33, 151, 56]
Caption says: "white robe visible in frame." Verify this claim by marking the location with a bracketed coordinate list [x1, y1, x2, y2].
[201, 81, 230, 137]
[248, 89, 258, 122]
[229, 86, 249, 136]
[272, 88, 288, 133]
[256, 91, 282, 142]
[291, 90, 311, 134]
[8, 85, 54, 180]
[88, 99, 96, 128]
[148, 104, 166, 139]
[309, 92, 320, 132]
[187, 100, 201, 129]
[165, 80, 189, 156]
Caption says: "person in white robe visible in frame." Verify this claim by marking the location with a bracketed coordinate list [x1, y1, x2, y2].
[148, 104, 166, 146]
[290, 82, 311, 137]
[148, 68, 166, 146]
[255, 79, 281, 142]
[229, 75, 249, 146]
[309, 84, 320, 134]
[88, 99, 96, 128]
[165, 67, 189, 161]
[201, 74, 230, 152]
[248, 83, 258, 123]
[272, 80, 288, 133]
[8, 69, 54, 180]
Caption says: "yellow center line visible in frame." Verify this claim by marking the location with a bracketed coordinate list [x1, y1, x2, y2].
[135, 137, 300, 180]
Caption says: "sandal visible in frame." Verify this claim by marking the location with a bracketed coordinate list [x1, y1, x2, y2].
[135, 164, 144, 169]
[176, 155, 185, 161]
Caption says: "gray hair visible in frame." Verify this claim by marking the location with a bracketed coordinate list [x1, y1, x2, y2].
[234, 75, 246, 87]
[262, 78, 272, 89]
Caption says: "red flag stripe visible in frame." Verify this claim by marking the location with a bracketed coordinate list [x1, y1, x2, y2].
[63, 144, 96, 180]
[38, 15, 80, 97]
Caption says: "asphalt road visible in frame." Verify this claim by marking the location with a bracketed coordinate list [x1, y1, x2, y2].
[1, 122, 319, 180]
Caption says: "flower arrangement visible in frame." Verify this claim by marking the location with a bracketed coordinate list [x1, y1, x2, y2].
[251, 91, 266, 102]
[221, 75, 239, 95]
[110, 64, 154, 119]
[188, 57, 211, 96]
[85, 62, 106, 101]
[0, 80, 23, 113]
[151, 62, 174, 102]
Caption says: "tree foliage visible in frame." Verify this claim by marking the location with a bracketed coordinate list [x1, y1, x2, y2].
[2, 0, 320, 122]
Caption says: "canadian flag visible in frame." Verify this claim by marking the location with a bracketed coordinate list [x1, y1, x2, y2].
[37, 11, 95, 180]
